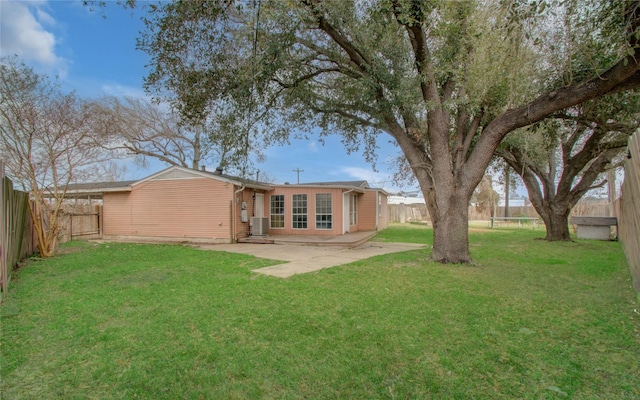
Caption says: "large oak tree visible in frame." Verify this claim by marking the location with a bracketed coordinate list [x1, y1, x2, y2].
[132, 0, 640, 262]
[498, 93, 638, 240]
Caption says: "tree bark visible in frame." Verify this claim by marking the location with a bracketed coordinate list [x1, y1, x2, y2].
[539, 204, 572, 241]
[501, 149, 573, 241]
[389, 114, 474, 263]
[428, 189, 471, 263]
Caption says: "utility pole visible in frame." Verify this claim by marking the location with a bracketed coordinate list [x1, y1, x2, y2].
[293, 168, 304, 184]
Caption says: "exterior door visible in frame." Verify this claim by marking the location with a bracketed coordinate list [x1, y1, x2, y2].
[255, 193, 264, 217]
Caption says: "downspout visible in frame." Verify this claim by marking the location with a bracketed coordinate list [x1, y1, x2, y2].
[253, 170, 259, 217]
[233, 185, 245, 242]
[229, 200, 233, 243]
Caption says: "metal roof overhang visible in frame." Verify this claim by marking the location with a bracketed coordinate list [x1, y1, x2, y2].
[52, 185, 133, 199]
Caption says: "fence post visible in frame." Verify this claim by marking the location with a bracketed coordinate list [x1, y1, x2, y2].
[1, 161, 6, 295]
[98, 204, 103, 238]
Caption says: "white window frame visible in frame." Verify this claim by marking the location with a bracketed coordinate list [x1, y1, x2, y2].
[315, 193, 332, 230]
[270, 194, 285, 229]
[292, 194, 308, 229]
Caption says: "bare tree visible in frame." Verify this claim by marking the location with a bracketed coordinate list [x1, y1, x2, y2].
[0, 57, 111, 257]
[91, 96, 266, 174]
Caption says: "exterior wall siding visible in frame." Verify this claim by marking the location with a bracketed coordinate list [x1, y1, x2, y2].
[103, 178, 234, 240]
[103, 192, 133, 236]
[377, 192, 389, 230]
[265, 187, 345, 236]
[359, 191, 378, 231]
[233, 188, 269, 240]
[100, 166, 389, 241]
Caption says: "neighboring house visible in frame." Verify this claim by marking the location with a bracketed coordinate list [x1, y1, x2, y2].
[63, 166, 389, 243]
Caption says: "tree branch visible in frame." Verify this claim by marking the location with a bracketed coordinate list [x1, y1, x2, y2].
[466, 42, 640, 193]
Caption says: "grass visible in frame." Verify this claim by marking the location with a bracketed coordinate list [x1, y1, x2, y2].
[1, 224, 639, 399]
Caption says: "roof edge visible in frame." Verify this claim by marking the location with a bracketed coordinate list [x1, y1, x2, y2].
[132, 165, 274, 191]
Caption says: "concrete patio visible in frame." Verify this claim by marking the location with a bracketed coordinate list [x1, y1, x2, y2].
[197, 237, 427, 278]
[237, 230, 378, 247]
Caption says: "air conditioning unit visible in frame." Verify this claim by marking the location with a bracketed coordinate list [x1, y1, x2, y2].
[251, 217, 269, 236]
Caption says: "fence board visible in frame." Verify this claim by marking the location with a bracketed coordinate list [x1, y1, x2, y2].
[57, 205, 102, 244]
[1, 164, 5, 295]
[388, 204, 543, 223]
[619, 132, 640, 292]
[1, 166, 36, 297]
[387, 204, 427, 223]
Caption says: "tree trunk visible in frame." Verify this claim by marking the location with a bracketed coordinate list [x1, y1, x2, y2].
[427, 189, 472, 263]
[394, 124, 476, 263]
[397, 131, 474, 263]
[500, 153, 573, 242]
[540, 206, 571, 241]
[523, 188, 572, 241]
[192, 125, 201, 170]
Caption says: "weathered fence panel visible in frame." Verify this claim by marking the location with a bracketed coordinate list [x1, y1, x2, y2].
[388, 203, 541, 223]
[57, 205, 102, 244]
[470, 205, 540, 220]
[619, 132, 640, 292]
[1, 170, 37, 297]
[390, 197, 615, 226]
[387, 204, 427, 223]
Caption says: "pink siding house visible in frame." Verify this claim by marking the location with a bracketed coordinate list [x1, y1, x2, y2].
[65, 166, 388, 243]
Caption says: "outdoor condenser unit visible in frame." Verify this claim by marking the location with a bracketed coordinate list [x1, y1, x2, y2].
[251, 217, 269, 236]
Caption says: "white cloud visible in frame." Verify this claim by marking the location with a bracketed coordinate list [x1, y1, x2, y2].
[340, 166, 392, 189]
[308, 141, 318, 153]
[0, 1, 67, 74]
[100, 84, 147, 99]
[36, 9, 56, 28]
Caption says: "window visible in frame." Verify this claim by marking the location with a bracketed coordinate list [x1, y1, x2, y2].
[378, 194, 383, 217]
[315, 193, 332, 229]
[270, 195, 284, 228]
[292, 194, 307, 229]
[349, 193, 358, 226]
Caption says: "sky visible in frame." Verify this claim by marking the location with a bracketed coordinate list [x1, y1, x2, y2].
[0, 0, 416, 194]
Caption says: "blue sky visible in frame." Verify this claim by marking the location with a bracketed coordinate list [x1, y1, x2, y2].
[0, 0, 413, 193]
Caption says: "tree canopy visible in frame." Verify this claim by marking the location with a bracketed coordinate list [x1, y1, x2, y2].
[499, 91, 639, 240]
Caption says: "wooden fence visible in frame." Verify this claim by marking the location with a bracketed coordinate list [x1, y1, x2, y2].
[1, 170, 37, 298]
[0, 175, 101, 298]
[388, 203, 428, 223]
[57, 205, 102, 244]
[619, 132, 640, 292]
[388, 198, 616, 225]
[387, 203, 540, 223]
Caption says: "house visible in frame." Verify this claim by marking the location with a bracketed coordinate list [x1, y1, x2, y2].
[63, 166, 389, 243]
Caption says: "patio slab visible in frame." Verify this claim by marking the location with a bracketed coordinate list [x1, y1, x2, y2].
[238, 230, 378, 247]
[197, 241, 427, 278]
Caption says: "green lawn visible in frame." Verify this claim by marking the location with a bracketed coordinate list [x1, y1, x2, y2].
[1, 224, 638, 399]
